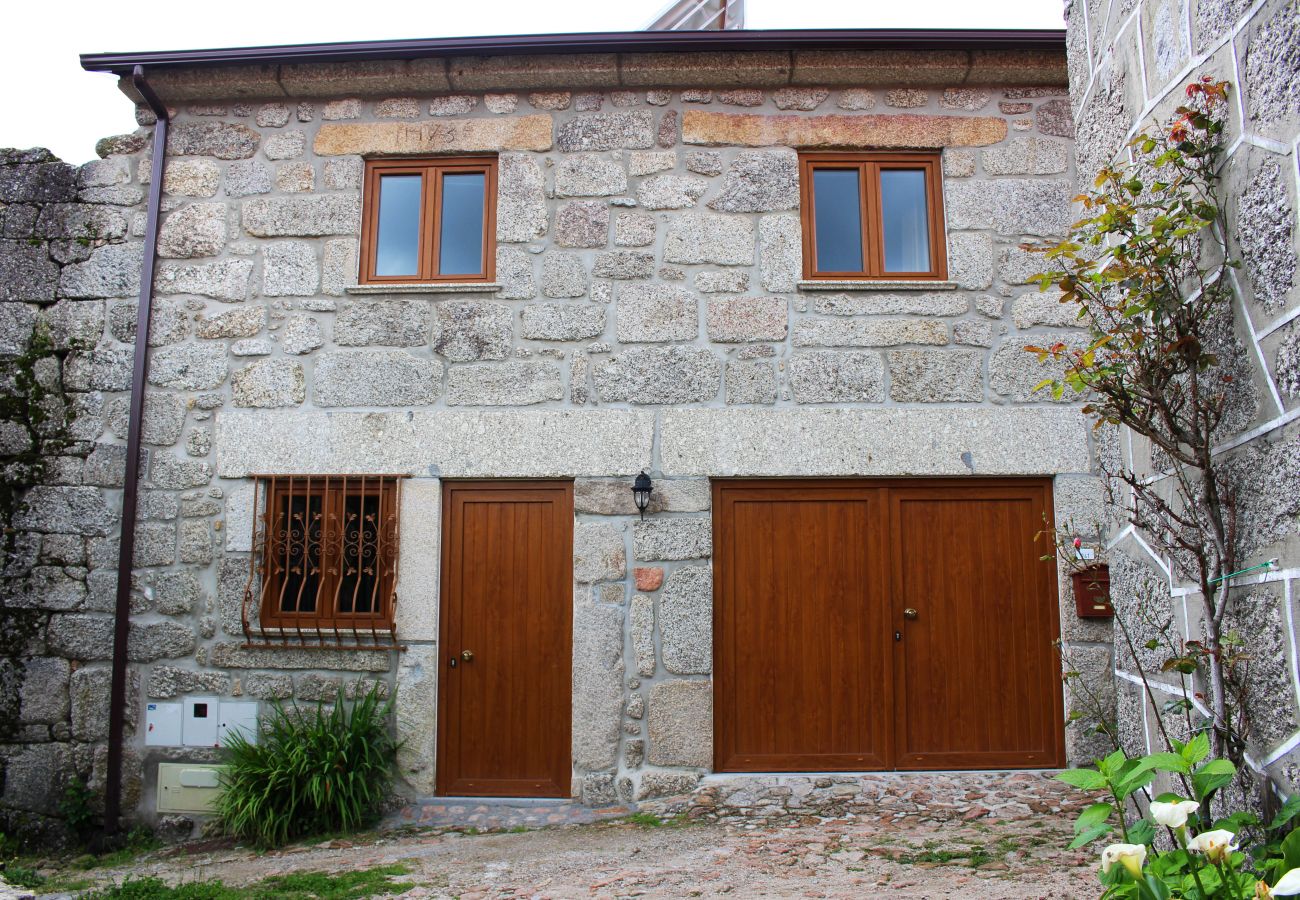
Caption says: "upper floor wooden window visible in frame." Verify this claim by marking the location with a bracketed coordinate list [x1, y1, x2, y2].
[360, 157, 497, 285]
[798, 152, 947, 281]
[251, 475, 401, 636]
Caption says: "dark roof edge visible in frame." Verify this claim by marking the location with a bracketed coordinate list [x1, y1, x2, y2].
[80, 28, 1066, 74]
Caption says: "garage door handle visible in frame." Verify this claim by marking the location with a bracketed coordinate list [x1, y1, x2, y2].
[903, 608, 919, 620]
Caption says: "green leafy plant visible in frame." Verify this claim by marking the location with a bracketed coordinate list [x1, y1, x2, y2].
[214, 684, 397, 848]
[58, 775, 99, 840]
[79, 863, 412, 900]
[1057, 739, 1300, 898]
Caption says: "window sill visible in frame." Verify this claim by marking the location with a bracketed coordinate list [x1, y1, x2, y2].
[797, 280, 959, 291]
[346, 282, 502, 295]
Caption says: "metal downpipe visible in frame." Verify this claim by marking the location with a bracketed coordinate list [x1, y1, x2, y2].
[104, 65, 168, 834]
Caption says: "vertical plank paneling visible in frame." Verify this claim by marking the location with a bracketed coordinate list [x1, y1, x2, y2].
[436, 481, 573, 797]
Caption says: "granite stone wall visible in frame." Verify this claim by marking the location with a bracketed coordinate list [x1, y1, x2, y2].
[0, 55, 1104, 831]
[1065, 0, 1300, 789]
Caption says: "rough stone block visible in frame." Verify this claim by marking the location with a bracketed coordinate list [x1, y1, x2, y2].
[726, 360, 778, 405]
[574, 522, 627, 583]
[683, 110, 1008, 148]
[637, 174, 708, 210]
[707, 149, 799, 212]
[593, 251, 654, 280]
[634, 518, 711, 561]
[614, 212, 656, 248]
[313, 351, 442, 406]
[147, 344, 228, 390]
[554, 200, 609, 248]
[616, 285, 698, 343]
[982, 137, 1070, 175]
[335, 299, 430, 346]
[648, 680, 712, 767]
[660, 566, 712, 674]
[241, 195, 361, 237]
[444, 361, 563, 406]
[944, 179, 1074, 237]
[663, 214, 754, 266]
[157, 258, 252, 301]
[789, 351, 886, 403]
[432, 301, 512, 362]
[793, 318, 947, 347]
[989, 332, 1086, 402]
[521, 304, 606, 341]
[555, 154, 627, 197]
[706, 297, 787, 342]
[231, 359, 305, 408]
[165, 122, 260, 159]
[593, 347, 721, 404]
[58, 243, 143, 299]
[572, 594, 624, 771]
[887, 349, 984, 402]
[157, 202, 227, 259]
[556, 112, 654, 151]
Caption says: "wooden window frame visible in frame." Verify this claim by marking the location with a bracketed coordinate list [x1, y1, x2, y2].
[798, 152, 948, 281]
[258, 476, 399, 632]
[359, 156, 498, 285]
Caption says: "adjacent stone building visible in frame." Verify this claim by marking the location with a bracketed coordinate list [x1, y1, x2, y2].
[0, 30, 1119, 833]
[1064, 0, 1300, 794]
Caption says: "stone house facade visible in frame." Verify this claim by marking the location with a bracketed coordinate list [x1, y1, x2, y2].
[1064, 0, 1300, 796]
[0, 32, 1116, 832]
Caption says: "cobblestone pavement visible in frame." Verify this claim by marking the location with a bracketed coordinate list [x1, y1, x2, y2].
[49, 807, 1100, 899]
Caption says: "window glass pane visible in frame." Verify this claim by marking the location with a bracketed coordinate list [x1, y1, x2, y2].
[812, 168, 864, 273]
[438, 172, 486, 276]
[277, 494, 321, 613]
[375, 174, 422, 276]
[880, 169, 931, 273]
[338, 494, 382, 614]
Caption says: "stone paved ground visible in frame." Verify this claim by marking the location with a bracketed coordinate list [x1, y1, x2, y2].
[35, 810, 1100, 898]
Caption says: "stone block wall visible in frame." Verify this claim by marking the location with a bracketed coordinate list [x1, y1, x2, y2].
[1, 55, 1108, 828]
[1065, 0, 1300, 788]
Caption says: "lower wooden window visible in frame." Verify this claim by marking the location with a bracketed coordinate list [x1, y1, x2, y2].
[798, 152, 947, 281]
[246, 475, 402, 641]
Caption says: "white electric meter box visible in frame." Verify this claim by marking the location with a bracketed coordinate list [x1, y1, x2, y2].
[182, 696, 220, 747]
[144, 703, 182, 747]
[218, 701, 259, 746]
[156, 763, 224, 814]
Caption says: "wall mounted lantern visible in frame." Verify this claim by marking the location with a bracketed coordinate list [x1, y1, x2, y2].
[632, 471, 653, 520]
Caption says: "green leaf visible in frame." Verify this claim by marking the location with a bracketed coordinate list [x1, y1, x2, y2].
[1129, 819, 1157, 845]
[1180, 733, 1209, 766]
[1192, 758, 1236, 801]
[1140, 752, 1191, 775]
[1076, 801, 1116, 833]
[1269, 797, 1300, 831]
[1281, 827, 1300, 871]
[1058, 768, 1108, 791]
[1070, 822, 1114, 848]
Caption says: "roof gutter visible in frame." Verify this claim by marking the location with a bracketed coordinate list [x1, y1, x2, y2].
[79, 28, 1065, 74]
[104, 65, 168, 835]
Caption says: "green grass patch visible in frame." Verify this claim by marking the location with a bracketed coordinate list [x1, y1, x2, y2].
[898, 844, 993, 868]
[80, 863, 413, 900]
[623, 812, 692, 828]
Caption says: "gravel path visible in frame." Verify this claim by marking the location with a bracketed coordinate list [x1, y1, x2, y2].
[48, 810, 1101, 899]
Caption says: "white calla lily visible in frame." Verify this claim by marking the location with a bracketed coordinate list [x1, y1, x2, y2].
[1270, 868, 1300, 896]
[1187, 829, 1238, 863]
[1100, 843, 1147, 879]
[1149, 799, 1201, 829]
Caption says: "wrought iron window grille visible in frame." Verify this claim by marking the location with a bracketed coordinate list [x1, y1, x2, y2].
[242, 474, 406, 651]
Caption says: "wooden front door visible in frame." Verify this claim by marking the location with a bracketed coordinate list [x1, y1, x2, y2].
[436, 481, 573, 797]
[714, 478, 1064, 773]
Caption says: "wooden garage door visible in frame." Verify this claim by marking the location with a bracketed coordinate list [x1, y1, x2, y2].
[437, 481, 572, 797]
[714, 478, 1064, 773]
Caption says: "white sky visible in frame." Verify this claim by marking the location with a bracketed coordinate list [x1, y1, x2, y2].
[4, 0, 1065, 164]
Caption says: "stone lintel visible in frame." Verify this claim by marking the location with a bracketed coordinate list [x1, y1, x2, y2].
[117, 67, 285, 105]
[659, 407, 1093, 476]
[215, 409, 655, 478]
[313, 117, 554, 156]
[681, 109, 1008, 148]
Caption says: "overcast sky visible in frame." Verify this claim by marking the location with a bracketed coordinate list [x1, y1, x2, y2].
[4, 0, 1065, 164]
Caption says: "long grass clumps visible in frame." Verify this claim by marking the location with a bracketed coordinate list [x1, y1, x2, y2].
[215, 684, 397, 848]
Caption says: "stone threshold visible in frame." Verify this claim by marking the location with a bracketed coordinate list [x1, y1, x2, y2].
[346, 282, 503, 294]
[797, 279, 959, 291]
[390, 796, 633, 831]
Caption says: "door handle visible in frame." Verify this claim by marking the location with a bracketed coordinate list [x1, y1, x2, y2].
[461, 649, 474, 662]
[903, 608, 919, 620]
